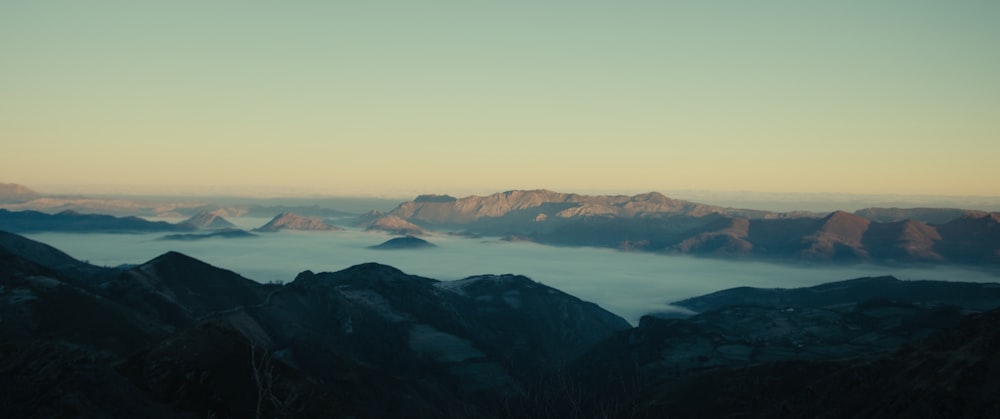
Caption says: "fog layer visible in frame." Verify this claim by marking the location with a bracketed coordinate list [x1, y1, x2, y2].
[23, 219, 1000, 324]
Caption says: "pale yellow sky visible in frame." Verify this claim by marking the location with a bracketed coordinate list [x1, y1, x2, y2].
[2, 1, 998, 197]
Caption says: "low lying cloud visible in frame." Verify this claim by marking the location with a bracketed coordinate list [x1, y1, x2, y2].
[24, 220, 1000, 324]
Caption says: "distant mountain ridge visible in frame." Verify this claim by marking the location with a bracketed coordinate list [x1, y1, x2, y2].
[177, 210, 236, 229]
[0, 209, 192, 233]
[0, 183, 40, 203]
[391, 190, 788, 225]
[387, 190, 1000, 265]
[253, 212, 342, 232]
[2, 184, 998, 265]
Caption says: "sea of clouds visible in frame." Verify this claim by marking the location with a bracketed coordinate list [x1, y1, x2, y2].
[24, 218, 1000, 324]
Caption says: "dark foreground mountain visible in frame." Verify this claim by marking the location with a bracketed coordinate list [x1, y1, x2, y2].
[578, 307, 1000, 418]
[387, 190, 1000, 265]
[2, 231, 999, 418]
[0, 232, 628, 418]
[565, 277, 1000, 418]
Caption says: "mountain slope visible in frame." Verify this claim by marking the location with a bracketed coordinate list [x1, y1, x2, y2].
[626, 307, 1000, 418]
[0, 230, 112, 280]
[671, 275, 1000, 313]
[567, 277, 1000, 417]
[104, 251, 275, 327]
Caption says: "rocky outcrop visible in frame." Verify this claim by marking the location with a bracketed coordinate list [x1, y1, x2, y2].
[253, 212, 342, 232]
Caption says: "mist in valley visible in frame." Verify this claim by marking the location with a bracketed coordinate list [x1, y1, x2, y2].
[23, 219, 1000, 324]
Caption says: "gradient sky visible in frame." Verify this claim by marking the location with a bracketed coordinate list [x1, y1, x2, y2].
[2, 1, 999, 197]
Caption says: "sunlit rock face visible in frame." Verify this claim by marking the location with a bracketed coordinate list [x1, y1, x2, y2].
[253, 212, 342, 232]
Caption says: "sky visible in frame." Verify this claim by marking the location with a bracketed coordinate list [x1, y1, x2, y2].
[2, 1, 999, 198]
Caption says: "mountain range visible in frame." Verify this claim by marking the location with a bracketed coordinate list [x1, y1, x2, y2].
[0, 209, 345, 235]
[2, 186, 999, 266]
[0, 209, 192, 233]
[385, 190, 1000, 265]
[2, 230, 999, 417]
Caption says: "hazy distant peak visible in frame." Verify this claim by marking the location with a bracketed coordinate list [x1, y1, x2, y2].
[178, 210, 236, 230]
[0, 183, 40, 203]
